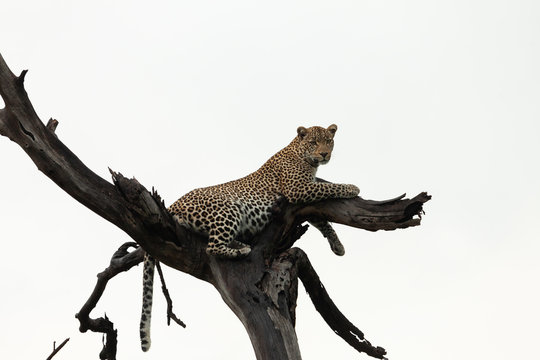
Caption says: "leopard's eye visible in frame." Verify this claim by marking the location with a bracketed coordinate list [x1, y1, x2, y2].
[309, 140, 317, 145]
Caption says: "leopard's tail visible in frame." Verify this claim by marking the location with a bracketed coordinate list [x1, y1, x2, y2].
[140, 253, 155, 352]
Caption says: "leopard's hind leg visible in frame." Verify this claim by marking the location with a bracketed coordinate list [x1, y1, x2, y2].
[309, 220, 345, 256]
[206, 233, 251, 258]
[205, 212, 251, 259]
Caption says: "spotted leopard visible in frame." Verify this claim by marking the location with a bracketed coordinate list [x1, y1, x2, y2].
[140, 124, 359, 351]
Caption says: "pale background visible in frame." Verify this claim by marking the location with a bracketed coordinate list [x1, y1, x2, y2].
[1, 1, 539, 359]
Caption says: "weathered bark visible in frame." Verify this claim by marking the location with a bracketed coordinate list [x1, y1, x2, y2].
[0, 53, 430, 360]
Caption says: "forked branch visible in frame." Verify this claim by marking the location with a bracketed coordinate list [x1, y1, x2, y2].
[75, 243, 143, 360]
[155, 261, 187, 328]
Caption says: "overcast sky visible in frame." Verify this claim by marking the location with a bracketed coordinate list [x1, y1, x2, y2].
[1, 1, 539, 359]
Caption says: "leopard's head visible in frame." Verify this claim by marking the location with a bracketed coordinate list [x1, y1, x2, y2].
[296, 124, 337, 167]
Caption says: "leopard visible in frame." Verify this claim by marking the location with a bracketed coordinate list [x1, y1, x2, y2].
[139, 124, 359, 351]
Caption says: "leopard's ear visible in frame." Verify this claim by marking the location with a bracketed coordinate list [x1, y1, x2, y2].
[297, 126, 308, 139]
[327, 124, 337, 136]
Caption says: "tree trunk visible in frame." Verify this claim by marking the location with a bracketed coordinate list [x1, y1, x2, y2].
[0, 53, 430, 360]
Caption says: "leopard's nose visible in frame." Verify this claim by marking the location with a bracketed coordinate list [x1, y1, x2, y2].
[320, 152, 328, 159]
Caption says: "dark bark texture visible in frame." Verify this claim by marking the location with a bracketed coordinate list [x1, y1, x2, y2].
[0, 53, 430, 360]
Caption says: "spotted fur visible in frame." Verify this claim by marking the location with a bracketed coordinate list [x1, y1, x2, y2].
[139, 124, 358, 351]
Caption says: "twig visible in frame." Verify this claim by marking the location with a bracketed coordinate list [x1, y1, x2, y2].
[155, 261, 186, 328]
[46, 338, 70, 360]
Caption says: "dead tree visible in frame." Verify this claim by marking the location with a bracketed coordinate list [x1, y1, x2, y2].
[0, 53, 430, 360]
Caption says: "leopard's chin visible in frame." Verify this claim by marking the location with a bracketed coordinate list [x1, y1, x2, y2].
[307, 157, 330, 167]
[306, 158, 320, 167]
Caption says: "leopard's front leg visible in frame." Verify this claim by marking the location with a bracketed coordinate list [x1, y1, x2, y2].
[283, 181, 359, 204]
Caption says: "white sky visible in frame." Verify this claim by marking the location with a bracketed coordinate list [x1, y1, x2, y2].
[1, 1, 539, 359]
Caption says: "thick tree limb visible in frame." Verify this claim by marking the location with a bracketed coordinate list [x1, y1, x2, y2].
[260, 247, 388, 358]
[0, 53, 430, 360]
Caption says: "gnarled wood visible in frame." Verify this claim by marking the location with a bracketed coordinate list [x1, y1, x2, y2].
[0, 53, 430, 360]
